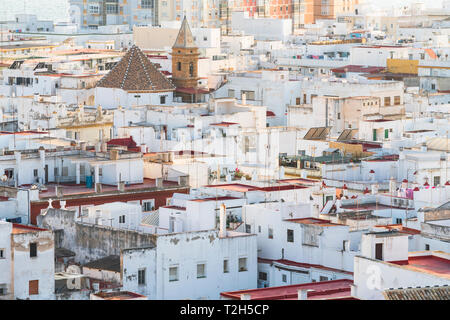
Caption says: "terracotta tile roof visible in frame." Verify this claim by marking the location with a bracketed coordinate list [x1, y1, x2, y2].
[96, 45, 175, 92]
[107, 136, 137, 149]
[383, 285, 450, 300]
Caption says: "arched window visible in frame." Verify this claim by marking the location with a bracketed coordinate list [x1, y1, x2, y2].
[189, 62, 194, 77]
[177, 62, 181, 71]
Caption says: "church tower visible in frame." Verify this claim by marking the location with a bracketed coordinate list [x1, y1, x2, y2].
[171, 16, 200, 90]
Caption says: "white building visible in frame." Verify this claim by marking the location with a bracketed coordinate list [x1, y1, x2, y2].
[122, 207, 258, 300]
[0, 222, 55, 300]
[352, 231, 450, 300]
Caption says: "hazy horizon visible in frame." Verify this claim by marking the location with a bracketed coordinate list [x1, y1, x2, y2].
[0, 0, 445, 23]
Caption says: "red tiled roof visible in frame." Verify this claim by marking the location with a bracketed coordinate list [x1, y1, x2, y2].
[266, 111, 276, 117]
[96, 45, 175, 92]
[331, 65, 385, 74]
[220, 279, 355, 300]
[390, 255, 450, 278]
[190, 196, 241, 202]
[107, 136, 137, 149]
[285, 217, 344, 227]
[176, 87, 210, 94]
[210, 122, 239, 127]
[12, 223, 48, 234]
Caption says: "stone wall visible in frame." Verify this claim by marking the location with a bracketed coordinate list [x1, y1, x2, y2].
[37, 208, 156, 264]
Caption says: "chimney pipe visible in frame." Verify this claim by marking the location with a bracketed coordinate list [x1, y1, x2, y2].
[219, 203, 227, 238]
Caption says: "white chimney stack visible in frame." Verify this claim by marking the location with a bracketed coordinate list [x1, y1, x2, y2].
[219, 203, 227, 238]
[240, 293, 251, 300]
[297, 289, 309, 300]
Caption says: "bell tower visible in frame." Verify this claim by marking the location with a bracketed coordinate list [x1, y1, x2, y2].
[171, 16, 200, 89]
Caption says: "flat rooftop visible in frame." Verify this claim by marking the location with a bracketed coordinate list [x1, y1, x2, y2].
[285, 217, 344, 227]
[205, 183, 307, 193]
[220, 279, 355, 300]
[391, 255, 450, 279]
[36, 178, 181, 199]
[92, 291, 147, 300]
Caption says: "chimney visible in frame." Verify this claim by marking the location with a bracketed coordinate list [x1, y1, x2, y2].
[60, 200, 66, 209]
[350, 285, 356, 297]
[241, 93, 246, 105]
[101, 142, 107, 153]
[48, 199, 53, 209]
[421, 143, 427, 152]
[118, 181, 125, 192]
[109, 149, 119, 160]
[297, 289, 309, 300]
[95, 183, 102, 193]
[80, 142, 87, 151]
[371, 184, 378, 195]
[389, 177, 396, 194]
[240, 293, 251, 300]
[219, 203, 227, 238]
[95, 143, 101, 152]
[156, 177, 163, 188]
[56, 185, 64, 198]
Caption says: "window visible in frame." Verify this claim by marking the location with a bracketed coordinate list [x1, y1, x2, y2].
[4, 169, 13, 179]
[0, 284, 6, 296]
[282, 274, 287, 282]
[169, 266, 179, 281]
[394, 96, 401, 105]
[268, 227, 273, 239]
[197, 263, 206, 278]
[425, 244, 430, 251]
[177, 62, 181, 71]
[319, 276, 328, 282]
[287, 229, 294, 242]
[296, 97, 301, 105]
[29, 280, 39, 295]
[189, 62, 194, 77]
[33, 169, 38, 177]
[142, 200, 155, 212]
[30, 243, 37, 258]
[434, 176, 440, 187]
[384, 97, 391, 106]
[258, 225, 261, 233]
[396, 218, 402, 224]
[343, 240, 348, 251]
[337, 112, 341, 120]
[160, 95, 166, 104]
[88, 4, 100, 14]
[259, 272, 267, 281]
[238, 257, 247, 272]
[223, 259, 229, 273]
[119, 215, 126, 224]
[228, 89, 235, 98]
[241, 90, 255, 101]
[0, 249, 4, 258]
[431, 84, 436, 90]
[138, 268, 146, 285]
[375, 243, 383, 260]
[54, 168, 58, 177]
[141, 0, 153, 9]
[106, 3, 118, 14]
[245, 224, 251, 233]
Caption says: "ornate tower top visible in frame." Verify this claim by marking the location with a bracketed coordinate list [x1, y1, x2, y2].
[172, 16, 197, 49]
